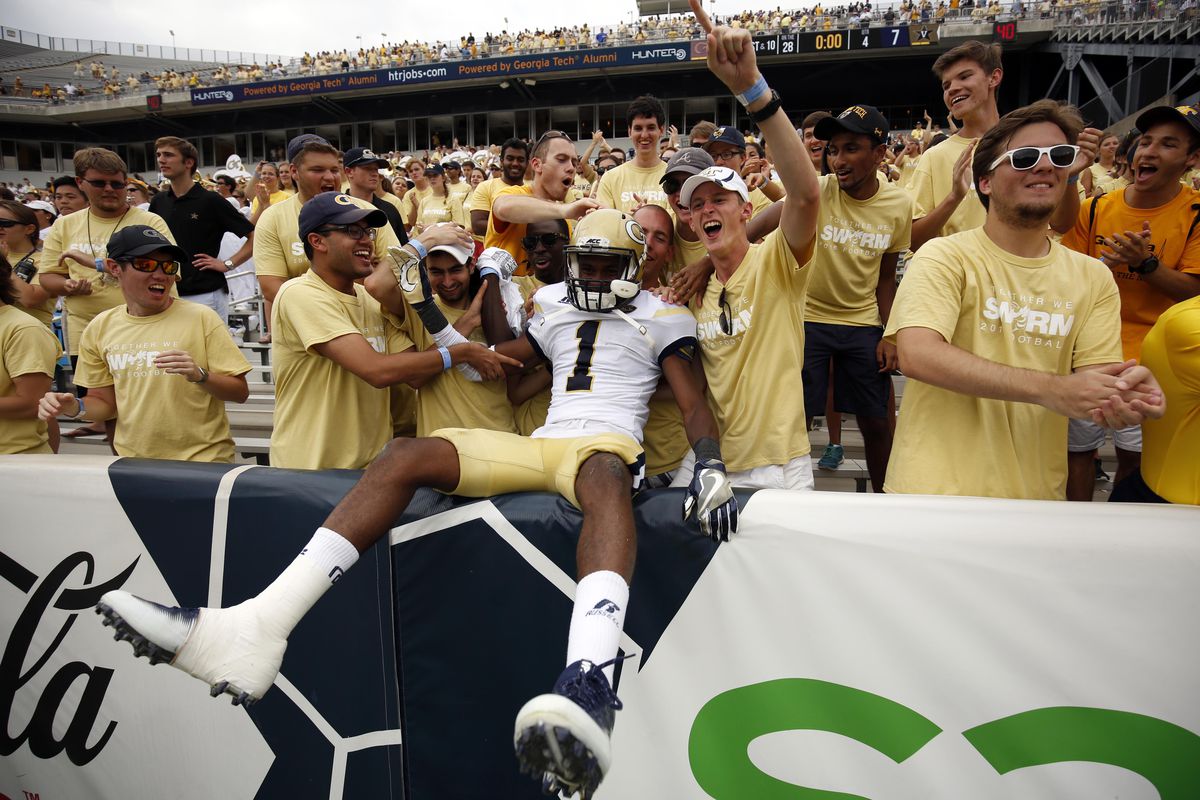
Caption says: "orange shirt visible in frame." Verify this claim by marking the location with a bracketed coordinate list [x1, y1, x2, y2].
[483, 184, 534, 276]
[1061, 185, 1200, 360]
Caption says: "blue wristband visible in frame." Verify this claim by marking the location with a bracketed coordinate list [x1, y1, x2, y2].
[1067, 174, 1080, 185]
[734, 75, 770, 108]
[409, 240, 428, 260]
[69, 396, 86, 420]
[438, 346, 452, 370]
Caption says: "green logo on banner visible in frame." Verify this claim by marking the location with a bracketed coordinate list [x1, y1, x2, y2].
[689, 679, 1200, 798]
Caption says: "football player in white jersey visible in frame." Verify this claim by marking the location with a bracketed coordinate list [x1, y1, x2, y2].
[97, 209, 738, 799]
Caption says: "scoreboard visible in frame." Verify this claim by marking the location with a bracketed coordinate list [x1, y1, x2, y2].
[751, 24, 939, 56]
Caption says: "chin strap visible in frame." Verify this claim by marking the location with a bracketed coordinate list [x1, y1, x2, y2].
[612, 307, 656, 351]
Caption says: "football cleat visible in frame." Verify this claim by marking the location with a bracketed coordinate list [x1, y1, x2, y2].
[514, 659, 624, 799]
[97, 590, 285, 706]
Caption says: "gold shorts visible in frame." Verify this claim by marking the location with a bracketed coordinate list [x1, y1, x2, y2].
[431, 428, 644, 508]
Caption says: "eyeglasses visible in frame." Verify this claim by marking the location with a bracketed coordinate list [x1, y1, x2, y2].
[662, 176, 683, 195]
[595, 166, 609, 175]
[317, 224, 376, 241]
[521, 232, 567, 250]
[708, 150, 743, 163]
[119, 257, 181, 275]
[988, 144, 1079, 172]
[718, 287, 733, 336]
[81, 178, 127, 190]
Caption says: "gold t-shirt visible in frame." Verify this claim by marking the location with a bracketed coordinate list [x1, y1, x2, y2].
[39, 207, 177, 354]
[253, 193, 402, 281]
[250, 189, 292, 218]
[1138, 295, 1200, 504]
[692, 228, 813, 472]
[883, 228, 1124, 499]
[400, 186, 433, 225]
[416, 193, 467, 230]
[907, 134, 986, 239]
[596, 160, 668, 214]
[401, 298, 517, 437]
[270, 270, 413, 470]
[75, 300, 251, 462]
[0, 304, 61, 454]
[806, 174, 914, 327]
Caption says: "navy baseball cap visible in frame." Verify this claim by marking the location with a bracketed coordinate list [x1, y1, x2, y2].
[424, 163, 445, 176]
[702, 126, 748, 154]
[1135, 103, 1200, 141]
[298, 193, 387, 242]
[107, 225, 188, 262]
[343, 147, 389, 168]
[287, 133, 331, 163]
[815, 105, 890, 145]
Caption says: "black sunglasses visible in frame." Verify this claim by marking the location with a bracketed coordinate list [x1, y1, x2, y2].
[521, 232, 567, 250]
[0, 219, 23, 228]
[81, 178, 127, 190]
[718, 287, 733, 336]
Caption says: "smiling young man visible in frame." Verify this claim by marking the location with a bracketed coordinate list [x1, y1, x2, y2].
[884, 100, 1165, 499]
[487, 132, 597, 270]
[467, 137, 529, 239]
[803, 105, 913, 493]
[343, 146, 408, 244]
[269, 194, 508, 470]
[1058, 103, 1200, 500]
[908, 41, 1003, 250]
[595, 95, 670, 213]
[668, 1, 823, 492]
[99, 209, 736, 799]
[37, 225, 251, 462]
[150, 136, 254, 325]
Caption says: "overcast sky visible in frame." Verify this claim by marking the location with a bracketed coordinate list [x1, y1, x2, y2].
[5, 1, 821, 62]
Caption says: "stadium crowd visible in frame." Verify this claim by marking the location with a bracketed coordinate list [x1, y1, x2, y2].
[2, 4, 1193, 797]
[3, 0, 1195, 104]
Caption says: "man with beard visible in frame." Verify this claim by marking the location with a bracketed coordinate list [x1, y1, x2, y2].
[467, 138, 529, 241]
[883, 100, 1165, 499]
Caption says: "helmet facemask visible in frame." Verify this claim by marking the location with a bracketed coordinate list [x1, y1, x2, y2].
[564, 211, 646, 312]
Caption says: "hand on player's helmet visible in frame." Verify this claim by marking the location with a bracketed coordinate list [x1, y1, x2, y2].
[683, 457, 738, 542]
[387, 245, 433, 308]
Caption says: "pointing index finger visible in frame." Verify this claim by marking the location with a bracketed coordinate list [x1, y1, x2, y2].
[690, 0, 715, 33]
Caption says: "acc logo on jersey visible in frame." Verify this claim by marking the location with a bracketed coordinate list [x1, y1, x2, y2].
[624, 219, 646, 246]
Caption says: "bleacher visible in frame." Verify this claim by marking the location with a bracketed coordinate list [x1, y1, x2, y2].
[0, 49, 225, 100]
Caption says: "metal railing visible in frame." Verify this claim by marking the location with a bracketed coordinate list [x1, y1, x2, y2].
[0, 23, 285, 66]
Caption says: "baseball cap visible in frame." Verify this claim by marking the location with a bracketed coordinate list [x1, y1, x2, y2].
[428, 236, 474, 265]
[424, 163, 445, 176]
[1135, 103, 1200, 141]
[343, 147, 389, 168]
[702, 126, 747, 154]
[441, 158, 461, 170]
[660, 147, 715, 182]
[815, 104, 891, 145]
[297, 193, 386, 242]
[107, 225, 188, 262]
[679, 166, 751, 207]
[25, 199, 57, 217]
[287, 133, 331, 163]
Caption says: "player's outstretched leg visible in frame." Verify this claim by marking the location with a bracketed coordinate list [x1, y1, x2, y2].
[97, 437, 461, 705]
[514, 452, 636, 798]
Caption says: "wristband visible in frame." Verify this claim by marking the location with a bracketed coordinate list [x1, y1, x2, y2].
[438, 346, 452, 371]
[68, 397, 86, 420]
[692, 436, 722, 464]
[734, 75, 769, 108]
[409, 239, 428, 260]
[1067, 174, 1079, 185]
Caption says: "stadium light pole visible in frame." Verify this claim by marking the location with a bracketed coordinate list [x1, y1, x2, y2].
[169, 29, 175, 59]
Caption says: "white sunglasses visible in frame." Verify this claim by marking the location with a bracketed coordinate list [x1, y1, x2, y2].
[988, 144, 1080, 172]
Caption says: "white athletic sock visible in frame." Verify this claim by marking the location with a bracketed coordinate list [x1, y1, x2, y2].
[566, 570, 629, 684]
[249, 528, 359, 638]
[299, 527, 360, 583]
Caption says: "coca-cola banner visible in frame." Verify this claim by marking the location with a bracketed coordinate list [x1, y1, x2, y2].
[2, 455, 1199, 800]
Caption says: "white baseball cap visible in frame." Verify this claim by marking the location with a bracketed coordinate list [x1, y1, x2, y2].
[25, 199, 57, 217]
[428, 234, 474, 265]
[679, 166, 750, 207]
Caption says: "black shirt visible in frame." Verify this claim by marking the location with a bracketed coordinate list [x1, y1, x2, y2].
[371, 194, 408, 245]
[150, 182, 254, 296]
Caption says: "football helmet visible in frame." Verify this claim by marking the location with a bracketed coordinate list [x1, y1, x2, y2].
[565, 209, 646, 312]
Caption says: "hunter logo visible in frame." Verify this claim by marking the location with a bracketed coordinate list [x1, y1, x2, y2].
[0, 550, 138, 766]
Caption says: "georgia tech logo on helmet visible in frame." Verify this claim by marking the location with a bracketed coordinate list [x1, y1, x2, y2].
[624, 219, 646, 246]
[333, 194, 357, 206]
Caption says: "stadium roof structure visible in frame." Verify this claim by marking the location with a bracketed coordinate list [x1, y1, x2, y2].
[636, 0, 695, 16]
